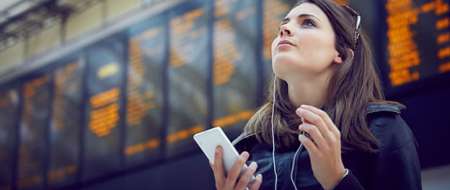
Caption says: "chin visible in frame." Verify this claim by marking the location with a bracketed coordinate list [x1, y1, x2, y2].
[272, 53, 302, 78]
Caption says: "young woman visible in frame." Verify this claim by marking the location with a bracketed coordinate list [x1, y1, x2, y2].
[210, 0, 422, 190]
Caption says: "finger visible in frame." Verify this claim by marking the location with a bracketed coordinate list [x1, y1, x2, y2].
[299, 134, 320, 157]
[300, 105, 340, 135]
[249, 174, 263, 190]
[235, 162, 257, 190]
[299, 123, 328, 150]
[296, 107, 329, 135]
[225, 151, 249, 189]
[297, 107, 334, 143]
[213, 146, 225, 188]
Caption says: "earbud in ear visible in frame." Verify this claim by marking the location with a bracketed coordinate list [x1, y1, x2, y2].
[334, 51, 343, 64]
[334, 57, 343, 64]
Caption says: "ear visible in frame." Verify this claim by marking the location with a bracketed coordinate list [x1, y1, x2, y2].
[333, 48, 354, 64]
[333, 50, 343, 64]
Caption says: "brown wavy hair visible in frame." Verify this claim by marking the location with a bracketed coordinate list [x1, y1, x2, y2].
[245, 0, 393, 153]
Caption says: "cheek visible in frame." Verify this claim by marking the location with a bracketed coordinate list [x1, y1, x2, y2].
[297, 31, 336, 66]
[270, 29, 337, 77]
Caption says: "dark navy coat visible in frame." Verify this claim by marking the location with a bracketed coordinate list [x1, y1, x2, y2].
[232, 103, 422, 190]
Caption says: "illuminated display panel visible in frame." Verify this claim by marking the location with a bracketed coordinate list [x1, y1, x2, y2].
[167, 1, 210, 157]
[18, 75, 50, 190]
[212, 0, 259, 138]
[337, 0, 349, 4]
[48, 58, 83, 188]
[262, 0, 293, 84]
[384, 0, 450, 89]
[0, 88, 19, 190]
[126, 17, 166, 166]
[83, 36, 125, 180]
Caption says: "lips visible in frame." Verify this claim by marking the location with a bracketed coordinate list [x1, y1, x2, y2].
[277, 39, 296, 47]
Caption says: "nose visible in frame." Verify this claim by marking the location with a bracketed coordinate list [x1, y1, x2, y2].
[279, 24, 292, 37]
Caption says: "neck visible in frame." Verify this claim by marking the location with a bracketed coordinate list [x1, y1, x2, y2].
[285, 74, 330, 109]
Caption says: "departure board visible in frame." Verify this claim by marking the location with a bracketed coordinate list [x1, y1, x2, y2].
[0, 88, 19, 190]
[48, 58, 83, 188]
[167, 1, 210, 157]
[337, 0, 348, 4]
[212, 0, 259, 138]
[384, 0, 450, 90]
[262, 0, 294, 84]
[18, 75, 51, 190]
[83, 36, 125, 180]
[126, 17, 166, 166]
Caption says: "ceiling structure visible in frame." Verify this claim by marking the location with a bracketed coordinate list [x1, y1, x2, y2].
[0, 0, 99, 51]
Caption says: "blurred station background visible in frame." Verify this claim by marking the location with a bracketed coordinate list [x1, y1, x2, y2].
[0, 0, 449, 189]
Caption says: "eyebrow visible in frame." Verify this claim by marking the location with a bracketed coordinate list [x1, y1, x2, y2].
[281, 13, 321, 24]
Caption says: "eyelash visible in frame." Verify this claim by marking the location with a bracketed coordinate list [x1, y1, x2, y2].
[301, 19, 316, 28]
[279, 18, 316, 30]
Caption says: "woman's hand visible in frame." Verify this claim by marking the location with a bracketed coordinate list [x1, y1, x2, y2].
[210, 146, 263, 190]
[296, 105, 347, 190]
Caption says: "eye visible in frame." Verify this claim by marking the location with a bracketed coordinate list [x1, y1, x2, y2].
[301, 19, 316, 28]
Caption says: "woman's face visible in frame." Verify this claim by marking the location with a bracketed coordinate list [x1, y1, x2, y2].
[271, 2, 342, 80]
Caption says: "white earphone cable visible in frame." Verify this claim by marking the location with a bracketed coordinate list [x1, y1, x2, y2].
[290, 144, 303, 190]
[271, 77, 303, 190]
[271, 78, 278, 190]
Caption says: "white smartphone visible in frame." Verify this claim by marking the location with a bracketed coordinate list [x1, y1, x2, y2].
[194, 127, 255, 180]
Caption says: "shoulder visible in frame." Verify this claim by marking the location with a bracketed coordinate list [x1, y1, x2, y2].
[366, 102, 417, 152]
[366, 101, 405, 115]
[232, 132, 258, 153]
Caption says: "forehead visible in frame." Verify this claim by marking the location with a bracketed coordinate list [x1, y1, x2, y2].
[285, 2, 329, 23]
